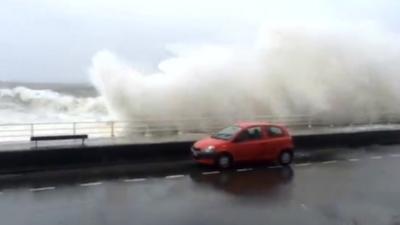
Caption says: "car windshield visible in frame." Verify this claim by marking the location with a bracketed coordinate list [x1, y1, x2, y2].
[212, 126, 241, 140]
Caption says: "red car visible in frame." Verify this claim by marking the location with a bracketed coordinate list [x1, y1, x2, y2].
[191, 122, 294, 168]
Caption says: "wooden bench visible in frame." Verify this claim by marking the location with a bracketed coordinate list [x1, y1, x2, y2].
[31, 134, 88, 148]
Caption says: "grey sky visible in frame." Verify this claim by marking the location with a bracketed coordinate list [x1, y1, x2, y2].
[0, 0, 399, 83]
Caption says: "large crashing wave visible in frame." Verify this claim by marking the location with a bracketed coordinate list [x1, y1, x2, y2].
[90, 25, 400, 129]
[0, 86, 108, 123]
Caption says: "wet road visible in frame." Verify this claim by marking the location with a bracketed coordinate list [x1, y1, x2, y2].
[1, 145, 400, 225]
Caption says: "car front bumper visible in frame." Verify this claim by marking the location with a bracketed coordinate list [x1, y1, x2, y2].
[191, 148, 218, 160]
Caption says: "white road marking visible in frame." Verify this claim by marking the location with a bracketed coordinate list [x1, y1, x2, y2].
[202, 171, 220, 175]
[30, 187, 55, 192]
[348, 158, 360, 162]
[165, 175, 185, 179]
[80, 182, 102, 187]
[123, 178, 147, 183]
[390, 154, 400, 158]
[321, 160, 338, 164]
[268, 165, 282, 169]
[370, 156, 382, 160]
[236, 168, 253, 172]
[295, 163, 312, 167]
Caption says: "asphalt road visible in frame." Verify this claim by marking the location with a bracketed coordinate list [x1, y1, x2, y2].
[1, 145, 400, 225]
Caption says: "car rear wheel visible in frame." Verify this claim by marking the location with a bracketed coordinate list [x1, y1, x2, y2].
[278, 150, 293, 166]
[215, 154, 233, 169]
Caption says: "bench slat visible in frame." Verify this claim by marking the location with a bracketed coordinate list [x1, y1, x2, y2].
[31, 135, 88, 141]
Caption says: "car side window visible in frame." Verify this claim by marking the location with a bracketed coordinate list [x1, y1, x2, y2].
[237, 127, 263, 141]
[267, 126, 284, 137]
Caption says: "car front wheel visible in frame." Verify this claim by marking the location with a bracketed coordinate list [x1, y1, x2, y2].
[215, 154, 233, 169]
[278, 150, 293, 166]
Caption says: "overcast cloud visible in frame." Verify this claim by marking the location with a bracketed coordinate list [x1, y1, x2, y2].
[0, 0, 399, 83]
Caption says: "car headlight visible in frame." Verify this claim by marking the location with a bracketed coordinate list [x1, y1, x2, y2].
[202, 145, 215, 153]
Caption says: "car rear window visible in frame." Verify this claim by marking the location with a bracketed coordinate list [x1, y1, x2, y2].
[267, 126, 284, 137]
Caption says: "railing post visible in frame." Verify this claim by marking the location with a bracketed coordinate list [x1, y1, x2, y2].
[145, 124, 150, 137]
[307, 118, 312, 129]
[73, 122, 77, 135]
[110, 122, 115, 138]
[30, 124, 34, 137]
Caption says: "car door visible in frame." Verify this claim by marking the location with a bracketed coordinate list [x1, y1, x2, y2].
[230, 126, 265, 161]
[262, 126, 286, 159]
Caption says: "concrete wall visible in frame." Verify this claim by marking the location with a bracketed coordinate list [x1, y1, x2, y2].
[0, 129, 399, 174]
[294, 130, 400, 147]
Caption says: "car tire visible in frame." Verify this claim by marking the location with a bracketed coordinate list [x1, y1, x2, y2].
[278, 150, 293, 166]
[215, 154, 233, 169]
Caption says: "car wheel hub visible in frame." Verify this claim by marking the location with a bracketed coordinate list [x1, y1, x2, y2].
[281, 153, 291, 163]
[219, 157, 229, 167]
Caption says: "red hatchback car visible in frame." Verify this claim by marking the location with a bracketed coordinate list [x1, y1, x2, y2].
[191, 122, 294, 168]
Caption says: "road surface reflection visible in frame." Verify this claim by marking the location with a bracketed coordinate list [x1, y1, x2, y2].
[190, 167, 294, 200]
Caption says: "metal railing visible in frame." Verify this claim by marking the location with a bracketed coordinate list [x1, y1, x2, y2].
[1, 114, 400, 143]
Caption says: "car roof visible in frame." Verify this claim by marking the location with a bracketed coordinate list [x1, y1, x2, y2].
[235, 121, 283, 128]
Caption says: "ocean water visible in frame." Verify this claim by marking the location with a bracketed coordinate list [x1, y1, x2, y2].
[0, 82, 110, 124]
[91, 24, 400, 127]
[3, 24, 400, 128]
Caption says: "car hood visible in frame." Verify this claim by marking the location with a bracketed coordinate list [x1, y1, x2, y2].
[194, 137, 230, 149]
